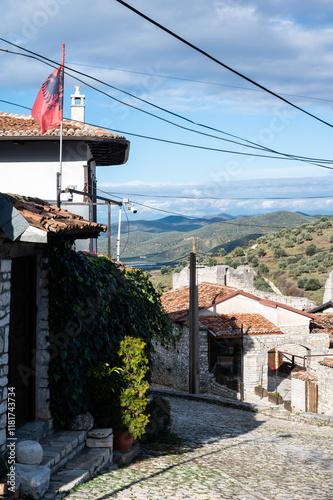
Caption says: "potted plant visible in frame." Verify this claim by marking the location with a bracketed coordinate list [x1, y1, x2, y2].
[88, 336, 150, 452]
[254, 385, 267, 398]
[268, 391, 283, 405]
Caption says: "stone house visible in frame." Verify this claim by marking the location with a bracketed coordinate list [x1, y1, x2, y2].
[0, 192, 106, 453]
[0, 89, 130, 250]
[151, 282, 330, 408]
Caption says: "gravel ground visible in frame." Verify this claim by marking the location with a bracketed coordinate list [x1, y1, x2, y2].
[61, 396, 333, 500]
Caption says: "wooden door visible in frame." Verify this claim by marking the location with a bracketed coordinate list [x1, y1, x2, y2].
[307, 381, 318, 413]
[268, 350, 276, 371]
[8, 256, 36, 427]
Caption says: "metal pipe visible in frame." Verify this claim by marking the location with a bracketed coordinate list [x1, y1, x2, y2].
[116, 205, 122, 262]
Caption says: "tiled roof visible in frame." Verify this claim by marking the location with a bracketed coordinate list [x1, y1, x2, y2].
[291, 371, 318, 381]
[198, 313, 282, 337]
[310, 314, 333, 341]
[3, 193, 106, 237]
[161, 282, 237, 322]
[0, 112, 124, 139]
[318, 357, 333, 368]
[161, 282, 313, 322]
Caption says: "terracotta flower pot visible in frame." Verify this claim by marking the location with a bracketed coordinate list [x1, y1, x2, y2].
[113, 429, 133, 452]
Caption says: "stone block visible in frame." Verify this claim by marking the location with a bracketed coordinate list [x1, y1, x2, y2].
[113, 444, 139, 465]
[15, 464, 50, 499]
[70, 412, 94, 431]
[86, 435, 113, 448]
[17, 440, 43, 466]
[0, 260, 11, 274]
[87, 428, 113, 439]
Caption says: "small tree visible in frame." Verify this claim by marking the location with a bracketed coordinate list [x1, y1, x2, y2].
[306, 244, 317, 256]
[233, 247, 245, 257]
[161, 266, 172, 275]
[259, 263, 269, 274]
[304, 278, 321, 291]
[257, 247, 266, 257]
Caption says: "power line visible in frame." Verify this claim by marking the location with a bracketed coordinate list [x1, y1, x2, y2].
[114, 0, 333, 130]
[69, 61, 333, 105]
[1, 44, 333, 169]
[103, 190, 333, 201]
[3, 97, 332, 167]
[96, 187, 298, 230]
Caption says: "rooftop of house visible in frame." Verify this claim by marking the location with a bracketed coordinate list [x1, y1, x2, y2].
[2, 193, 106, 240]
[318, 357, 333, 368]
[161, 282, 314, 322]
[161, 282, 237, 322]
[198, 313, 282, 337]
[309, 313, 333, 342]
[0, 112, 123, 139]
[290, 371, 318, 381]
[308, 301, 333, 314]
[0, 112, 129, 166]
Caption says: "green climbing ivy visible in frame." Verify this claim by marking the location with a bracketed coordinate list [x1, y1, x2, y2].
[48, 243, 172, 427]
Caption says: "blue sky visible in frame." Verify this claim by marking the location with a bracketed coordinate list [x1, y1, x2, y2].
[1, 0, 333, 222]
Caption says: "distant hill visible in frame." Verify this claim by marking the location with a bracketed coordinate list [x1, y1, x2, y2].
[98, 210, 317, 265]
[223, 215, 333, 304]
[107, 213, 236, 235]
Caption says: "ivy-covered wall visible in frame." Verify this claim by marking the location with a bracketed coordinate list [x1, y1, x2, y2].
[48, 244, 171, 427]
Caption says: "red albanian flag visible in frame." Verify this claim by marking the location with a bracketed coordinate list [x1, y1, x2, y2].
[32, 43, 65, 134]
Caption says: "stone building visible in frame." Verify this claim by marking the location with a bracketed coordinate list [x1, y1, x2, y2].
[151, 282, 330, 409]
[0, 193, 106, 453]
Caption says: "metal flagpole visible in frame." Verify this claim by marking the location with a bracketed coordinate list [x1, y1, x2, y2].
[57, 43, 65, 208]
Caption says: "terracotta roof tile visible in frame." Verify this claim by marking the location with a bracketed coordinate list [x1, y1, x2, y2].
[161, 282, 237, 322]
[0, 112, 124, 139]
[198, 313, 282, 336]
[318, 357, 333, 368]
[291, 371, 318, 381]
[3, 193, 106, 237]
[310, 314, 333, 341]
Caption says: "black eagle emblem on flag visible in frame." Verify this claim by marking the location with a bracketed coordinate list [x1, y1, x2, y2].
[41, 67, 64, 112]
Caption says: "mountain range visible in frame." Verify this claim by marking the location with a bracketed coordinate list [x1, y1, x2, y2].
[98, 210, 319, 265]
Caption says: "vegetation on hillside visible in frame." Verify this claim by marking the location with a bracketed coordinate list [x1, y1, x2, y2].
[98, 211, 317, 264]
[219, 216, 333, 303]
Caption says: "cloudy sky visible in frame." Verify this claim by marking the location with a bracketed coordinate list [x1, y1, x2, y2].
[1, 0, 333, 222]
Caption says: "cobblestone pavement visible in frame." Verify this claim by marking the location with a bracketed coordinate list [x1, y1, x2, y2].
[62, 396, 333, 500]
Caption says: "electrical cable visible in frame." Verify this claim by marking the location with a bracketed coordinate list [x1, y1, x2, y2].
[114, 0, 333, 130]
[68, 61, 333, 104]
[1, 44, 333, 168]
[96, 187, 298, 230]
[3, 96, 332, 167]
[103, 190, 333, 201]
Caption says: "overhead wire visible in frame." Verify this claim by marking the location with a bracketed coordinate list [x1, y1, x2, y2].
[96, 187, 301, 230]
[2, 96, 333, 167]
[114, 0, 333, 130]
[1, 44, 333, 169]
[68, 61, 333, 104]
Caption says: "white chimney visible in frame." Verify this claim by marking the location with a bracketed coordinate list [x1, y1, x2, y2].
[71, 85, 85, 122]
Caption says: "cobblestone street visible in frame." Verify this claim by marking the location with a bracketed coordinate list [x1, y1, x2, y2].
[62, 395, 333, 500]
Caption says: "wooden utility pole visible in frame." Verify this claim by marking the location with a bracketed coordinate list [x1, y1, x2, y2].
[189, 237, 200, 394]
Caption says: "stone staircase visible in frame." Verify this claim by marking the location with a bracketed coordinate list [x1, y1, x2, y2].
[16, 422, 113, 499]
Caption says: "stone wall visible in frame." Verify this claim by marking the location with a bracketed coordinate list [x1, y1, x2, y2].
[291, 377, 306, 412]
[322, 271, 333, 304]
[35, 255, 51, 422]
[173, 264, 315, 311]
[0, 259, 11, 452]
[151, 321, 329, 400]
[317, 363, 333, 415]
[151, 325, 213, 393]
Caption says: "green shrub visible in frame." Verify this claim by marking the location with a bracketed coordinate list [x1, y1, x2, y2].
[161, 266, 172, 275]
[279, 259, 287, 269]
[304, 278, 321, 291]
[259, 263, 269, 273]
[304, 233, 313, 241]
[285, 239, 294, 248]
[233, 247, 245, 257]
[254, 277, 273, 292]
[48, 244, 171, 427]
[306, 244, 317, 256]
[274, 248, 287, 258]
[257, 247, 266, 257]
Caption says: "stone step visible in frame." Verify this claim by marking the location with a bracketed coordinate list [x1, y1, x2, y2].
[42, 447, 112, 500]
[39, 430, 87, 475]
[16, 420, 50, 443]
